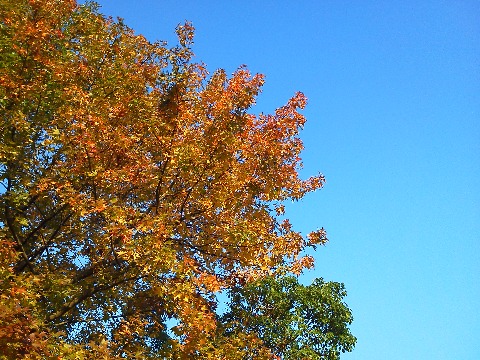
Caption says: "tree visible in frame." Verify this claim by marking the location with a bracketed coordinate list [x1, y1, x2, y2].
[219, 275, 356, 360]
[0, 0, 353, 358]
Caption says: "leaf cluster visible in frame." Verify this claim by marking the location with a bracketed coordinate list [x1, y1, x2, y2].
[220, 276, 356, 360]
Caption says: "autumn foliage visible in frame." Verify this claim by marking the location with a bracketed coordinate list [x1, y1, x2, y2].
[0, 0, 354, 358]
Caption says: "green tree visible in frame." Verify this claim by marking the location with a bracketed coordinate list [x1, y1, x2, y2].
[220, 275, 356, 360]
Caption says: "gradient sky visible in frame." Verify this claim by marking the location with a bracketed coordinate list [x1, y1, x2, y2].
[87, 1, 479, 359]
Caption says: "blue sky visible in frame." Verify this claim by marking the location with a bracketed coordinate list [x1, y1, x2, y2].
[90, 1, 479, 359]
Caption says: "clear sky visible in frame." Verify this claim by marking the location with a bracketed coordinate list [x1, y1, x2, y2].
[88, 1, 479, 359]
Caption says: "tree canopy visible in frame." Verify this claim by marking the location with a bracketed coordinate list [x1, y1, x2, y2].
[0, 0, 355, 358]
[220, 276, 356, 360]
